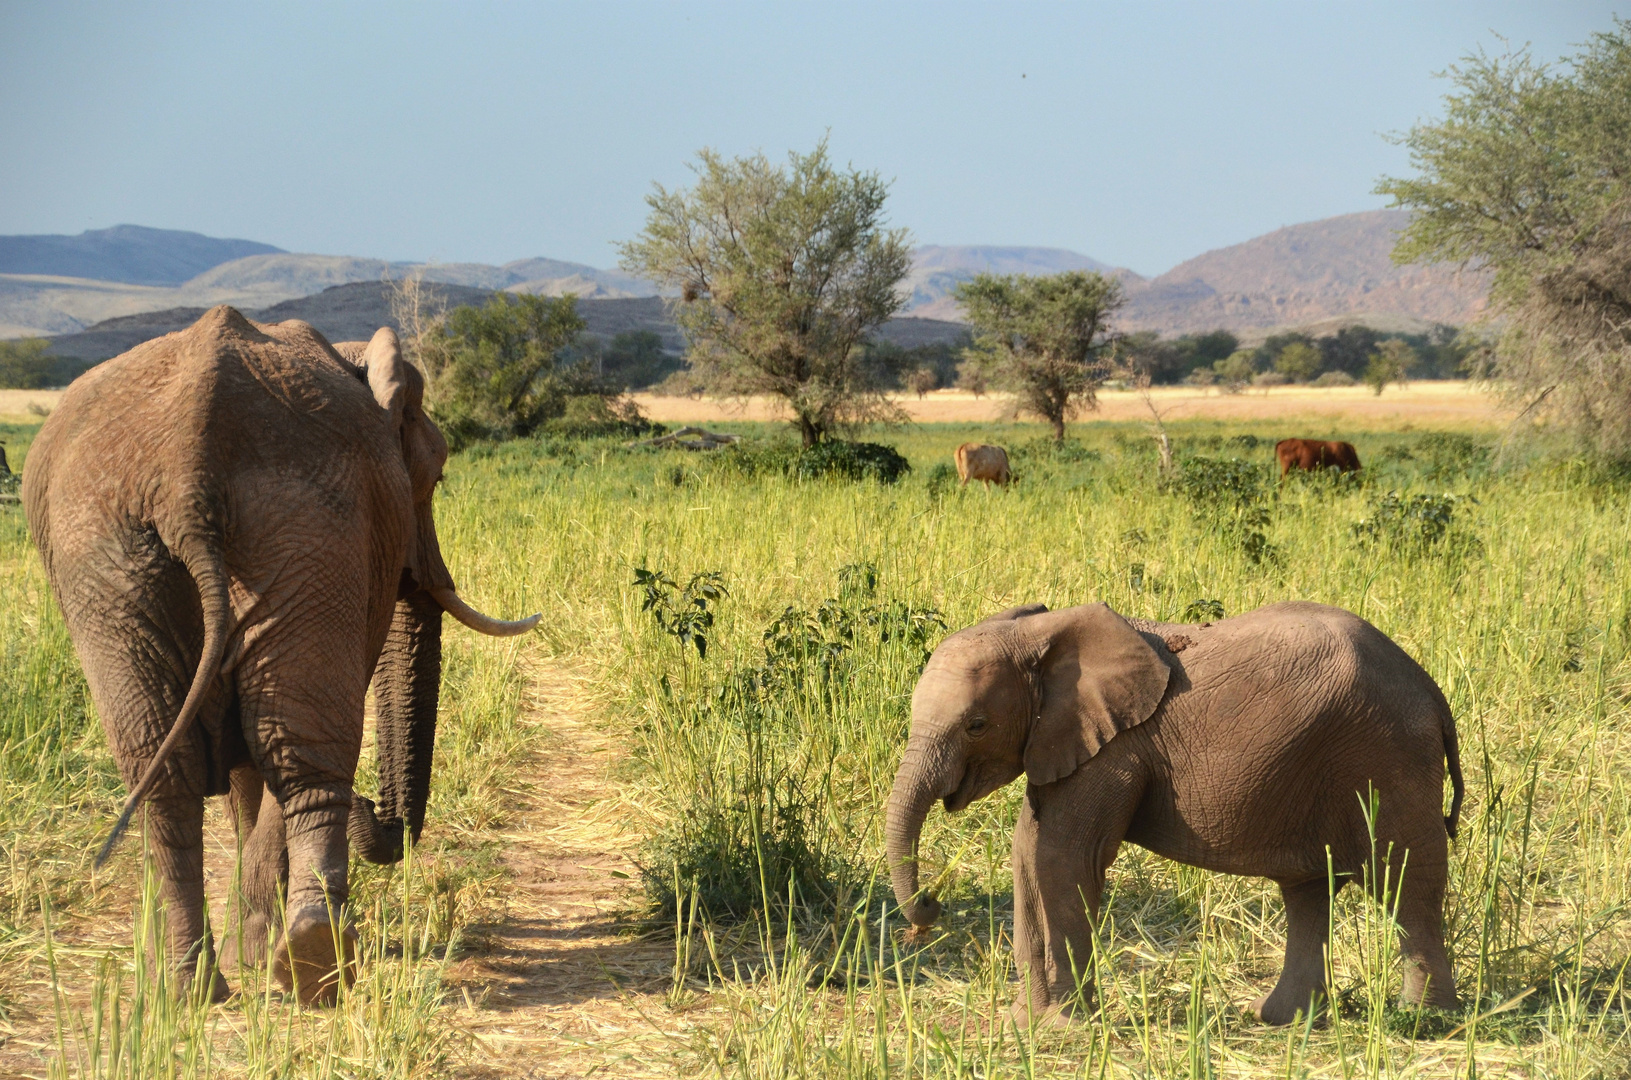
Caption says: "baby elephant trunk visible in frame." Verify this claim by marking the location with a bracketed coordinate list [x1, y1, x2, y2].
[885, 745, 946, 929]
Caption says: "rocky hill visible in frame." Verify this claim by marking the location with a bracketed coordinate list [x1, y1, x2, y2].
[0, 225, 282, 286]
[0, 232, 659, 338]
[897, 211, 1488, 334]
[902, 246, 1126, 320]
[1116, 210, 1488, 334]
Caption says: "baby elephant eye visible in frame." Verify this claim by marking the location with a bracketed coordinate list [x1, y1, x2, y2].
[967, 716, 988, 736]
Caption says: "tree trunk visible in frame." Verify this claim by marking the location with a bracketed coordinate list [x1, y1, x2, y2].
[796, 411, 821, 447]
[1050, 414, 1066, 443]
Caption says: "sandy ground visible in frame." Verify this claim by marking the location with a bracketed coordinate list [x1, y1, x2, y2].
[448, 661, 683, 1078]
[634, 381, 1510, 431]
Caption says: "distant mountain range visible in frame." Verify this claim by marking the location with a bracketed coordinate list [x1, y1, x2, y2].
[903, 211, 1488, 333]
[0, 225, 282, 286]
[2, 211, 1490, 346]
[44, 281, 971, 367]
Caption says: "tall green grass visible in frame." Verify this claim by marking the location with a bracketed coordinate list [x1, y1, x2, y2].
[4, 416, 1630, 1076]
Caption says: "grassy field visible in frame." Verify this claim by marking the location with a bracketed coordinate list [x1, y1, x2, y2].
[2, 407, 1630, 1078]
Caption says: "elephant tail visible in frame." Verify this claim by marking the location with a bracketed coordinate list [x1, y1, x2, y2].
[1442, 705, 1465, 841]
[94, 536, 233, 869]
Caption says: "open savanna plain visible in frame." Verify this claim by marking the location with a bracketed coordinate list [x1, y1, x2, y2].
[2, 390, 1630, 1079]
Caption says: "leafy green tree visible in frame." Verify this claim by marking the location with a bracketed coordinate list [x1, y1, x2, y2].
[1364, 339, 1417, 395]
[1319, 326, 1382, 377]
[620, 141, 913, 446]
[1274, 341, 1322, 381]
[954, 271, 1124, 441]
[421, 292, 593, 443]
[0, 339, 55, 390]
[1378, 21, 1631, 454]
[1213, 349, 1258, 393]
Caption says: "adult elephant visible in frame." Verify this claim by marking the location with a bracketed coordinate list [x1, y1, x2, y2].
[884, 601, 1462, 1025]
[23, 306, 538, 1004]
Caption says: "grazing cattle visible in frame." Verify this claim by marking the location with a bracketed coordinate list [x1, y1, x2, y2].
[954, 443, 1011, 488]
[1276, 438, 1361, 478]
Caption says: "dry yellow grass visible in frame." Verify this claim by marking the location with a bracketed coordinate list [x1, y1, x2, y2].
[0, 389, 62, 423]
[633, 381, 1509, 431]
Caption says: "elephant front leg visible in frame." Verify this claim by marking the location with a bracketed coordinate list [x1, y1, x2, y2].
[274, 784, 356, 1006]
[1010, 792, 1116, 1026]
[1254, 877, 1337, 1025]
[145, 795, 230, 1003]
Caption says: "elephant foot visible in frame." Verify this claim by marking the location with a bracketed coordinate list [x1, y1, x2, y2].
[174, 958, 231, 1005]
[1401, 971, 1460, 1012]
[170, 935, 231, 1005]
[273, 906, 356, 1006]
[1251, 988, 1326, 1027]
[221, 910, 275, 975]
[1008, 997, 1085, 1029]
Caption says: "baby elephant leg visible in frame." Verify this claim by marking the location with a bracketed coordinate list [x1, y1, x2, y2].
[1394, 863, 1458, 1010]
[1011, 758, 1142, 1026]
[1254, 877, 1338, 1025]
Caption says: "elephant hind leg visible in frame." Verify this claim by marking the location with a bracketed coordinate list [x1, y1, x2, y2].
[145, 795, 230, 1003]
[1254, 876, 1339, 1025]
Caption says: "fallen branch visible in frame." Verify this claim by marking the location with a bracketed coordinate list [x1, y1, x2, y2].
[627, 426, 742, 451]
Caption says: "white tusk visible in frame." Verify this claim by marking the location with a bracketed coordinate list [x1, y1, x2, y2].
[429, 587, 541, 637]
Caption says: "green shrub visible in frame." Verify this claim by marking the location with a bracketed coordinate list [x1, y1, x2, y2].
[0, 339, 54, 390]
[1353, 491, 1479, 556]
[792, 440, 911, 484]
[538, 394, 663, 439]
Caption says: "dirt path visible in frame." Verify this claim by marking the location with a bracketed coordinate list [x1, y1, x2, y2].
[449, 662, 689, 1079]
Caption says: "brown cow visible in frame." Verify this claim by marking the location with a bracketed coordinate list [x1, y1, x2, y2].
[1276, 438, 1361, 478]
[954, 442, 1011, 487]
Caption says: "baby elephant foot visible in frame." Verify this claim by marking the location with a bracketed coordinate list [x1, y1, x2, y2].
[1251, 988, 1326, 1027]
[273, 906, 356, 1006]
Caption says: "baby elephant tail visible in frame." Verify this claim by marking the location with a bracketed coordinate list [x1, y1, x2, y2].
[1443, 705, 1465, 841]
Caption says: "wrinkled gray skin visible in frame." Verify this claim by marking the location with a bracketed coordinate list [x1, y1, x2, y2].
[885, 601, 1464, 1026]
[24, 308, 537, 1004]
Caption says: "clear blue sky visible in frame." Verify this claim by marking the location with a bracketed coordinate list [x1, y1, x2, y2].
[0, 1, 1619, 276]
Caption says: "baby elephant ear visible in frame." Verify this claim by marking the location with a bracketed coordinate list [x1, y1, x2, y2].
[363, 327, 407, 426]
[1023, 603, 1171, 787]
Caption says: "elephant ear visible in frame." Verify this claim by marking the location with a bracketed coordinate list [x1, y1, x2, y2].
[362, 327, 408, 428]
[1023, 603, 1171, 786]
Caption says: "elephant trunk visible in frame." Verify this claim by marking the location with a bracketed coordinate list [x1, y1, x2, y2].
[885, 742, 950, 930]
[356, 589, 444, 863]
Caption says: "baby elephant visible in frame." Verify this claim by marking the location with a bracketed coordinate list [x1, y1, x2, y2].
[885, 601, 1463, 1025]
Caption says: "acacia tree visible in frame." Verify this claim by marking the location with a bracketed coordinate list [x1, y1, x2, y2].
[1378, 21, 1631, 455]
[954, 271, 1124, 441]
[619, 141, 913, 446]
[419, 292, 592, 443]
